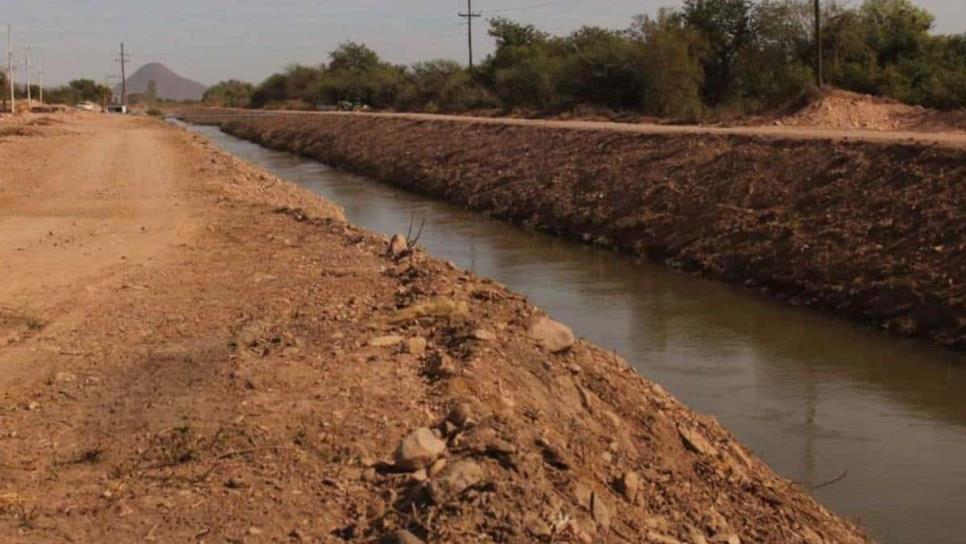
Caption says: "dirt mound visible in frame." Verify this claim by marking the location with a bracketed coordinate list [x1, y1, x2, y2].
[778, 89, 966, 132]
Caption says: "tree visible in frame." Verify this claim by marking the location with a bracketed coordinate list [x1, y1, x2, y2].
[146, 80, 158, 101]
[630, 12, 706, 118]
[559, 26, 646, 109]
[860, 0, 933, 64]
[251, 73, 289, 108]
[487, 17, 546, 49]
[327, 41, 382, 73]
[683, 0, 755, 105]
[203, 80, 255, 107]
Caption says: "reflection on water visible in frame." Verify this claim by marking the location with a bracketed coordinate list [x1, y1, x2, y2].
[185, 122, 966, 544]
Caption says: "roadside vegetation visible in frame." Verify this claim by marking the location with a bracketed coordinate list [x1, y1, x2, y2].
[216, 0, 964, 120]
[42, 79, 113, 106]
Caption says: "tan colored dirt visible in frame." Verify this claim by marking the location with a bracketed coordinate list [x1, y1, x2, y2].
[0, 114, 868, 543]
[773, 90, 966, 132]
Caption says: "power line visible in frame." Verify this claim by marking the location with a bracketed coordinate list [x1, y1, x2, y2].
[487, 0, 582, 14]
[458, 0, 481, 69]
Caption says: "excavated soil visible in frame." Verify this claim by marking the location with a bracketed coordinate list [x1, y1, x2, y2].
[0, 114, 871, 543]
[772, 90, 966, 132]
[179, 111, 966, 350]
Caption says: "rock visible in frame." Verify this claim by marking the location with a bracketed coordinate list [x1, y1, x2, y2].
[679, 425, 718, 456]
[647, 532, 684, 544]
[408, 469, 428, 484]
[225, 477, 248, 489]
[370, 335, 404, 348]
[428, 460, 484, 503]
[405, 337, 427, 357]
[687, 526, 709, 544]
[486, 438, 517, 455]
[387, 529, 425, 544]
[472, 328, 497, 341]
[390, 297, 468, 324]
[537, 436, 571, 469]
[428, 458, 448, 478]
[616, 471, 640, 501]
[799, 527, 825, 544]
[54, 372, 77, 383]
[395, 428, 447, 471]
[446, 403, 473, 426]
[528, 317, 575, 353]
[573, 482, 593, 509]
[644, 516, 670, 532]
[590, 492, 612, 530]
[388, 234, 408, 257]
[425, 353, 457, 379]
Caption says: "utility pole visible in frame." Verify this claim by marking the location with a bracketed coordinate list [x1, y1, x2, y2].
[37, 58, 42, 105]
[6, 25, 13, 114]
[23, 43, 30, 105]
[458, 0, 481, 69]
[116, 42, 130, 105]
[814, 0, 823, 87]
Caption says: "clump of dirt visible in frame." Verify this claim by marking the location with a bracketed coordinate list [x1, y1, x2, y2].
[0, 126, 43, 139]
[776, 89, 966, 132]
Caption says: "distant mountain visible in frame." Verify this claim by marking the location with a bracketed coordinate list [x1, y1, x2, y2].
[116, 63, 206, 102]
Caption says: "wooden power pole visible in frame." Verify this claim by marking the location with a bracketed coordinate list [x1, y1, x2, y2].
[23, 43, 29, 105]
[458, 0, 481, 69]
[814, 0, 823, 87]
[6, 25, 13, 113]
[116, 42, 130, 105]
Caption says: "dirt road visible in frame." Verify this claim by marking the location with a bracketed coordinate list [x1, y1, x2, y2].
[0, 114, 868, 542]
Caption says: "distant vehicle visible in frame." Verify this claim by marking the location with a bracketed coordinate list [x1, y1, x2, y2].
[335, 100, 370, 112]
[105, 104, 128, 114]
[75, 102, 98, 112]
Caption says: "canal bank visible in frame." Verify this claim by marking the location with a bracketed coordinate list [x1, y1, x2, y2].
[174, 118, 966, 544]
[180, 110, 966, 350]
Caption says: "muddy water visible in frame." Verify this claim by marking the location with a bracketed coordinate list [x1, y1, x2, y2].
[185, 122, 966, 544]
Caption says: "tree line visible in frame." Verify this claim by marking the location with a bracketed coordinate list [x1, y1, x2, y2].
[196, 0, 961, 118]
[0, 76, 113, 108]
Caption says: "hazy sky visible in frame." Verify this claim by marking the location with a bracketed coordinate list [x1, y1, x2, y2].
[4, 1, 964, 87]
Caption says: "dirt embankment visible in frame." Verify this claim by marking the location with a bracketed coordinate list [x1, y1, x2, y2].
[0, 114, 869, 543]
[180, 111, 966, 349]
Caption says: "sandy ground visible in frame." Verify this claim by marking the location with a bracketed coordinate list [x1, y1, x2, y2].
[0, 114, 869, 543]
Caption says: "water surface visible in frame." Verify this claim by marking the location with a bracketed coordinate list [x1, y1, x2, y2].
[183, 122, 966, 544]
